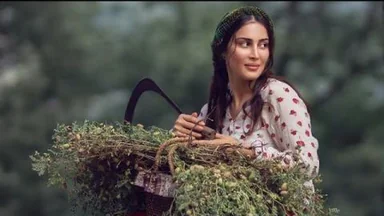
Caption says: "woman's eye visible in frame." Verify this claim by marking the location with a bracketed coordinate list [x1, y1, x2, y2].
[239, 41, 250, 47]
[259, 42, 269, 49]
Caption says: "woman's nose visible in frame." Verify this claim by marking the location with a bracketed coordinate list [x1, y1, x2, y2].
[249, 46, 259, 59]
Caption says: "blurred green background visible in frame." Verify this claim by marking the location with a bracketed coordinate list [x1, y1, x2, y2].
[0, 1, 383, 216]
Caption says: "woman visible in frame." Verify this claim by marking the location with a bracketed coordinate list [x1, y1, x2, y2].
[173, 5, 319, 191]
[132, 5, 320, 216]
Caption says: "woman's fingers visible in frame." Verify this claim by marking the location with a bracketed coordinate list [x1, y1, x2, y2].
[192, 139, 221, 146]
[173, 113, 206, 138]
[215, 133, 225, 139]
[176, 114, 205, 130]
[191, 139, 236, 148]
[198, 133, 240, 146]
[174, 130, 187, 137]
[179, 119, 205, 132]
[173, 124, 202, 138]
[182, 114, 205, 126]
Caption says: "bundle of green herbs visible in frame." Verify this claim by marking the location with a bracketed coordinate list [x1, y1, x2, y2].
[30, 120, 339, 216]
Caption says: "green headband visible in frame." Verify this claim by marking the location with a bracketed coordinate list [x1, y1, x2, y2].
[213, 6, 274, 46]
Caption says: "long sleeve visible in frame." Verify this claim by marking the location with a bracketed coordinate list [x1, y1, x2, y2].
[258, 80, 320, 180]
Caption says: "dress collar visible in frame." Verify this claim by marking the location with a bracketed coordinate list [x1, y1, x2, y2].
[225, 103, 252, 121]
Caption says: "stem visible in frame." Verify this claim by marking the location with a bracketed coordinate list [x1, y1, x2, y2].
[153, 137, 190, 172]
[168, 142, 188, 176]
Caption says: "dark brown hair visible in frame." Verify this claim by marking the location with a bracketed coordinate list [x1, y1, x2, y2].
[206, 7, 310, 135]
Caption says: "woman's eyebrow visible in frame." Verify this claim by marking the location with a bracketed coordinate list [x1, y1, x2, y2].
[235, 37, 269, 42]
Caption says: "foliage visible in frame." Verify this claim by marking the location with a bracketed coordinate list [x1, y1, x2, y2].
[30, 120, 172, 215]
[31, 121, 339, 216]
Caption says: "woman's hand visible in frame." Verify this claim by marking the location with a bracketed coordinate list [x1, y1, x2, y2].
[173, 112, 205, 139]
[213, 133, 241, 146]
[191, 133, 240, 146]
[192, 133, 256, 158]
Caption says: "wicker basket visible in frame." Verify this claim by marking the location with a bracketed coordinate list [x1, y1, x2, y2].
[132, 170, 176, 215]
[131, 137, 224, 216]
[145, 192, 174, 216]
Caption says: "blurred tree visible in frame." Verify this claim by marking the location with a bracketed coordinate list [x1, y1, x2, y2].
[0, 2, 104, 216]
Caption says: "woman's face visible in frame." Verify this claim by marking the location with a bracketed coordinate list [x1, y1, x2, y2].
[224, 19, 270, 83]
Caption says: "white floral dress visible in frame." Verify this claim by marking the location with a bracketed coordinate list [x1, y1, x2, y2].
[133, 78, 320, 196]
[197, 78, 320, 191]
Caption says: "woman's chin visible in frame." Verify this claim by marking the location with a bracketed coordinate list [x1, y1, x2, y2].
[242, 72, 262, 81]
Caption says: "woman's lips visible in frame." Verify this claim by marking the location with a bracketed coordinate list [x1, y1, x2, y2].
[244, 64, 260, 71]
